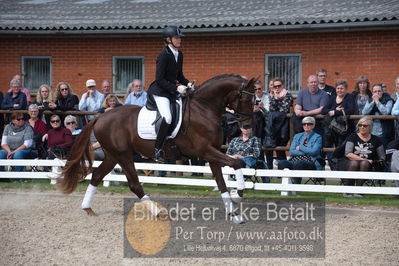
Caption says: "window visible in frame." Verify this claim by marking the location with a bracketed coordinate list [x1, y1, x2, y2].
[265, 54, 301, 92]
[113, 56, 144, 94]
[22, 56, 52, 93]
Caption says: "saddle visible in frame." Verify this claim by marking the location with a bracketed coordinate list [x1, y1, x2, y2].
[137, 94, 183, 140]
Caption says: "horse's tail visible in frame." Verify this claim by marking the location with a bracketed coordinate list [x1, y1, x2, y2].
[58, 116, 100, 194]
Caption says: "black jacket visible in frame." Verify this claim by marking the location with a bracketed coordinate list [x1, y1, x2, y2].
[148, 46, 189, 100]
[1, 91, 27, 110]
[56, 94, 79, 111]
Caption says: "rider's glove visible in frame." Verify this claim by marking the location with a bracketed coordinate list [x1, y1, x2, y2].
[187, 82, 195, 91]
[177, 85, 188, 94]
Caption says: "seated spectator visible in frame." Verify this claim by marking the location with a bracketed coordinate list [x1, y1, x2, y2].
[2, 79, 27, 122]
[0, 112, 35, 182]
[336, 117, 385, 198]
[55, 82, 79, 111]
[317, 68, 336, 98]
[90, 132, 104, 160]
[101, 80, 112, 98]
[79, 79, 104, 122]
[362, 84, 394, 146]
[277, 116, 323, 185]
[34, 84, 56, 126]
[26, 104, 47, 158]
[7, 74, 32, 104]
[352, 76, 372, 115]
[64, 115, 82, 137]
[322, 79, 356, 170]
[0, 91, 4, 136]
[98, 94, 122, 113]
[44, 114, 73, 159]
[124, 79, 147, 107]
[226, 122, 267, 200]
[264, 77, 293, 169]
[293, 75, 329, 134]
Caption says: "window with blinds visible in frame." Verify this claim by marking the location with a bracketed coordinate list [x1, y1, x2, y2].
[113, 56, 144, 94]
[265, 54, 301, 93]
[22, 56, 52, 93]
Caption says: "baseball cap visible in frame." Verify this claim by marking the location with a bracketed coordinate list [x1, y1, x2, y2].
[86, 79, 96, 87]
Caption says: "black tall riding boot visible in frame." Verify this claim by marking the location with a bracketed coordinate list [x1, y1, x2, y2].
[154, 119, 171, 163]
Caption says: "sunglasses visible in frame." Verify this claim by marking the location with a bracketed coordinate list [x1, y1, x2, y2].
[60, 88, 69, 91]
[15, 118, 24, 121]
[273, 84, 282, 88]
[302, 123, 314, 126]
[50, 120, 60, 123]
[358, 124, 369, 128]
[66, 121, 76, 125]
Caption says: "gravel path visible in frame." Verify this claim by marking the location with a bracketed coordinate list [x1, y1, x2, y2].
[0, 190, 398, 265]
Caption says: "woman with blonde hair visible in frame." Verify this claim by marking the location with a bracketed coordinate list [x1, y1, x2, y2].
[35, 84, 56, 126]
[98, 94, 122, 113]
[54, 82, 79, 111]
[337, 116, 385, 197]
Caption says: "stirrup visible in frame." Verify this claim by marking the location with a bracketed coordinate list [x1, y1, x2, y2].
[154, 148, 165, 163]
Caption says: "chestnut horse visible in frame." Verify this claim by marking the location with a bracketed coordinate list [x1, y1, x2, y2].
[59, 74, 256, 221]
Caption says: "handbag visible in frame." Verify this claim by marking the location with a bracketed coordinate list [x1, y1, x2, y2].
[290, 154, 313, 162]
[329, 110, 348, 135]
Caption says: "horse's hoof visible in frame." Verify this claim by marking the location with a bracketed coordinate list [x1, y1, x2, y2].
[230, 190, 242, 204]
[230, 213, 245, 224]
[83, 208, 96, 216]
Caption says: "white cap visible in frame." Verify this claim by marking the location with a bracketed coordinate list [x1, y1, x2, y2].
[86, 79, 96, 87]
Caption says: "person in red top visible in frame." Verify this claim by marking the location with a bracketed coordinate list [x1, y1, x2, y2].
[44, 114, 73, 159]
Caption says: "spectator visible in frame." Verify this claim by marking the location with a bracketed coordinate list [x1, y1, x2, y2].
[322, 80, 356, 169]
[0, 91, 4, 136]
[316, 68, 336, 97]
[277, 116, 323, 185]
[44, 114, 73, 159]
[362, 84, 394, 146]
[35, 84, 56, 126]
[352, 75, 372, 115]
[26, 104, 47, 138]
[2, 79, 28, 111]
[64, 115, 82, 137]
[26, 104, 47, 159]
[7, 74, 32, 104]
[98, 94, 122, 113]
[124, 79, 148, 107]
[0, 112, 35, 182]
[391, 77, 399, 102]
[264, 77, 293, 169]
[252, 80, 268, 151]
[392, 97, 399, 115]
[294, 75, 329, 134]
[253, 80, 270, 113]
[90, 132, 105, 160]
[79, 79, 104, 122]
[101, 80, 112, 97]
[336, 117, 385, 198]
[226, 122, 268, 200]
[55, 82, 79, 111]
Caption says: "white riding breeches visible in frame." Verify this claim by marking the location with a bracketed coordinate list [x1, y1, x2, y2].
[153, 95, 172, 124]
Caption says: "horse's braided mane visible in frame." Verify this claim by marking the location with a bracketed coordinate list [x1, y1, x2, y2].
[197, 74, 246, 90]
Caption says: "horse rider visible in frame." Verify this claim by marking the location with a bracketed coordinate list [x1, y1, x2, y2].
[147, 25, 194, 162]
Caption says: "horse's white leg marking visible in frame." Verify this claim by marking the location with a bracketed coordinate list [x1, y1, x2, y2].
[81, 184, 97, 209]
[140, 194, 161, 217]
[234, 168, 245, 190]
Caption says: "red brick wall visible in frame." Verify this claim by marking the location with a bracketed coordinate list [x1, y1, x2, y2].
[0, 29, 398, 97]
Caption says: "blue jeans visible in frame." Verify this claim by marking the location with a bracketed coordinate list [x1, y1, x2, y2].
[277, 159, 316, 184]
[241, 156, 270, 183]
[0, 149, 36, 172]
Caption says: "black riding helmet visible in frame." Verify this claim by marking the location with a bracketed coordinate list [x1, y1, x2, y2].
[163, 25, 184, 38]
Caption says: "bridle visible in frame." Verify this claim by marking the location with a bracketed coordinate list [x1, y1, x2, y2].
[233, 81, 255, 120]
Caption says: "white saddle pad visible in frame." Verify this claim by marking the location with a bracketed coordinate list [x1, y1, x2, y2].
[137, 99, 183, 140]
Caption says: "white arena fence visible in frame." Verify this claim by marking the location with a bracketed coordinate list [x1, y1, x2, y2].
[0, 159, 398, 196]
